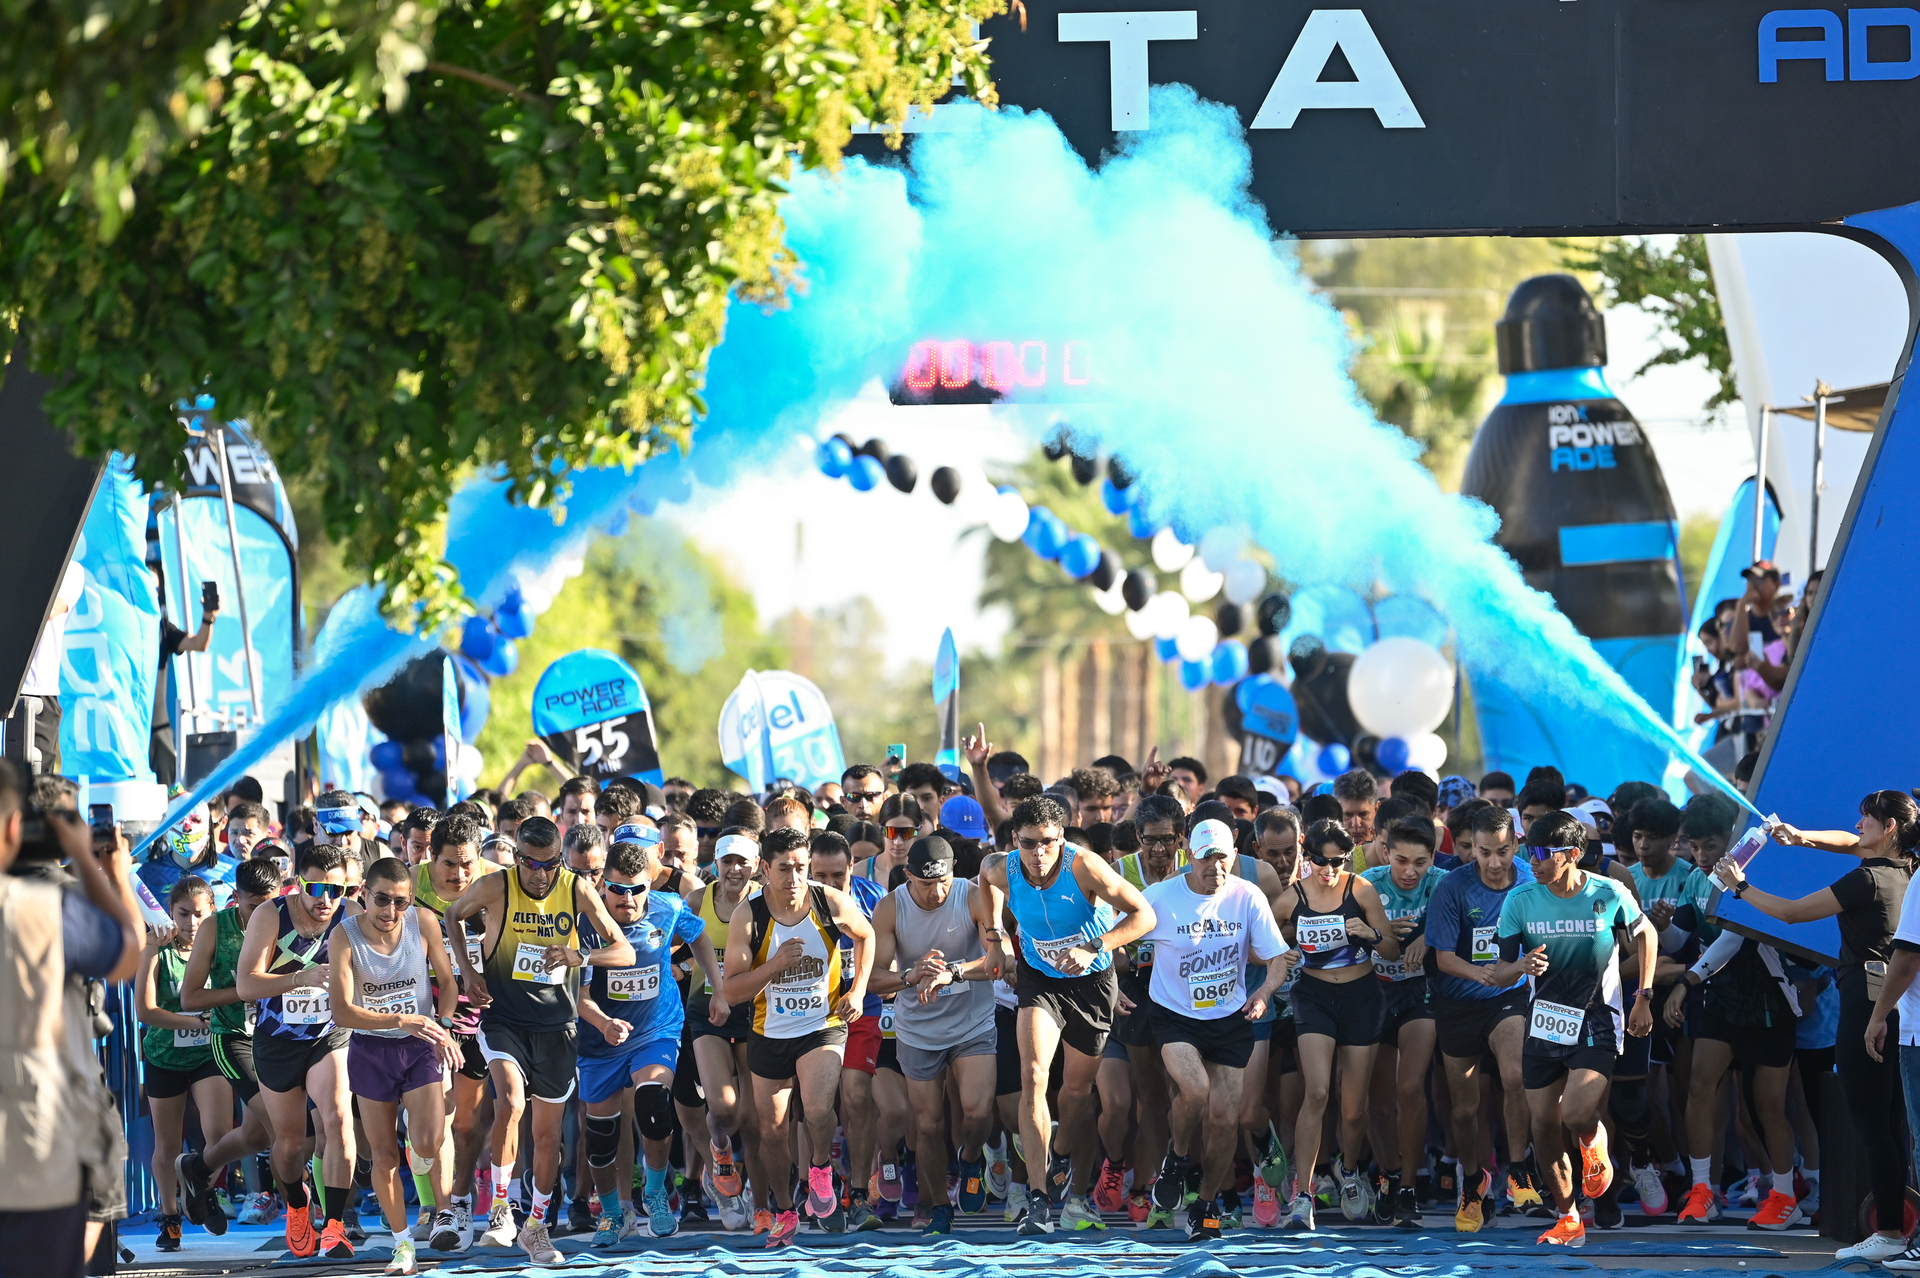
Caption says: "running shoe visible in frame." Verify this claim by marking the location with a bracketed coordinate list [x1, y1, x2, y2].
[1130, 1186, 1154, 1224]
[451, 1201, 474, 1250]
[958, 1158, 989, 1215]
[1747, 1189, 1804, 1231]
[1313, 1171, 1338, 1207]
[710, 1142, 743, 1199]
[1152, 1163, 1185, 1211]
[1220, 1189, 1242, 1230]
[1252, 1181, 1281, 1228]
[1675, 1183, 1719, 1225]
[1578, 1125, 1612, 1199]
[594, 1202, 625, 1247]
[155, 1215, 182, 1253]
[1798, 1171, 1821, 1218]
[286, 1201, 320, 1258]
[807, 1164, 837, 1218]
[429, 1208, 463, 1252]
[1258, 1128, 1290, 1189]
[1044, 1152, 1073, 1206]
[409, 1209, 432, 1242]
[567, 1196, 594, 1236]
[319, 1219, 355, 1260]
[766, 1209, 800, 1249]
[1838, 1234, 1910, 1263]
[1507, 1162, 1546, 1216]
[922, 1204, 953, 1235]
[1882, 1239, 1920, 1271]
[645, 1184, 678, 1238]
[1395, 1185, 1421, 1230]
[215, 1189, 239, 1220]
[1733, 1169, 1762, 1207]
[174, 1153, 213, 1228]
[704, 1168, 749, 1230]
[1004, 1182, 1031, 1226]
[519, 1219, 561, 1265]
[1538, 1209, 1586, 1248]
[477, 1200, 518, 1248]
[1373, 1176, 1398, 1226]
[344, 1203, 368, 1245]
[241, 1192, 284, 1226]
[1186, 1197, 1222, 1242]
[1592, 1188, 1624, 1230]
[680, 1191, 708, 1227]
[848, 1196, 882, 1231]
[1017, 1197, 1054, 1235]
[1061, 1193, 1106, 1231]
[386, 1237, 417, 1274]
[752, 1207, 774, 1235]
[1629, 1163, 1668, 1216]
[1454, 1176, 1484, 1234]
[1281, 1193, 1315, 1231]
[877, 1159, 905, 1202]
[1334, 1156, 1371, 1222]
[986, 1137, 1011, 1200]
[1093, 1159, 1127, 1214]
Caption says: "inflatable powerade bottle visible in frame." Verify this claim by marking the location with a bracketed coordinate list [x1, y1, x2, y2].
[1460, 274, 1687, 789]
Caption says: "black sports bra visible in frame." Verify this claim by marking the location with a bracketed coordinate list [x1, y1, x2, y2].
[1290, 875, 1369, 970]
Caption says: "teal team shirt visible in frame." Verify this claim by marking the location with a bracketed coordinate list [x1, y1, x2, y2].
[1361, 864, 1448, 981]
[1496, 874, 1645, 1053]
[1628, 857, 1716, 962]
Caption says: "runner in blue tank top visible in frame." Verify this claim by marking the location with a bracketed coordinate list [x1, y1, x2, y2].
[979, 795, 1155, 1236]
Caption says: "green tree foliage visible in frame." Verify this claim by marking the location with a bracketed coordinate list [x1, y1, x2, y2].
[1557, 235, 1737, 411]
[0, 0, 1000, 632]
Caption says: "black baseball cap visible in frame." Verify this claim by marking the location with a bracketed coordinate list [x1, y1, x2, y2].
[907, 836, 954, 880]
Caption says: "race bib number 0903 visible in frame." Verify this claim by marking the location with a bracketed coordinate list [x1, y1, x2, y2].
[1529, 997, 1586, 1046]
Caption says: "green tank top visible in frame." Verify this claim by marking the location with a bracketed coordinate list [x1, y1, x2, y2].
[144, 945, 215, 1071]
[208, 906, 251, 1035]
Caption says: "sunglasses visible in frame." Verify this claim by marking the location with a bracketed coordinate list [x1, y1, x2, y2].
[1525, 844, 1578, 862]
[604, 880, 646, 897]
[518, 854, 562, 872]
[1016, 835, 1061, 852]
[367, 890, 413, 910]
[696, 826, 722, 840]
[1306, 850, 1345, 867]
[885, 827, 915, 841]
[299, 878, 348, 901]
[845, 791, 884, 803]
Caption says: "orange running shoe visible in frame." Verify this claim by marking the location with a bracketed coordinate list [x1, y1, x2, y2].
[285, 1201, 319, 1258]
[1579, 1125, 1613, 1199]
[1093, 1160, 1127, 1214]
[318, 1219, 355, 1259]
[1538, 1210, 1586, 1248]
[1675, 1182, 1719, 1224]
[1748, 1189, 1804, 1231]
[710, 1143, 744, 1199]
[752, 1207, 773, 1235]
[766, 1209, 799, 1249]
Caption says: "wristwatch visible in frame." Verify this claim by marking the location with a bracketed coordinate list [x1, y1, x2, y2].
[437, 1015, 455, 1029]
[1732, 879, 1751, 898]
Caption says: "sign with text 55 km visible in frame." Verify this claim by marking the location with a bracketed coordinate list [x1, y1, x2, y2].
[718, 670, 847, 792]
[532, 649, 664, 785]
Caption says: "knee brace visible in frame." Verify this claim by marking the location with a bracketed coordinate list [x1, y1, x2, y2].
[635, 1083, 676, 1141]
[585, 1112, 622, 1170]
[407, 1144, 435, 1176]
[1610, 1076, 1651, 1143]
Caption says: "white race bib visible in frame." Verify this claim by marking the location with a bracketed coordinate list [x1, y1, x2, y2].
[1136, 940, 1156, 968]
[465, 932, 485, 972]
[363, 988, 417, 1018]
[1032, 933, 1087, 970]
[766, 981, 827, 1019]
[512, 942, 566, 985]
[1373, 953, 1410, 981]
[1529, 997, 1586, 1046]
[174, 1023, 211, 1048]
[1187, 966, 1239, 1011]
[1470, 926, 1498, 965]
[879, 1000, 897, 1039]
[1296, 913, 1348, 953]
[607, 966, 661, 1002]
[281, 990, 331, 1025]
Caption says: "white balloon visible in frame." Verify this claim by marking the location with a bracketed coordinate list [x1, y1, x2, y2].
[1151, 527, 1195, 572]
[1150, 591, 1190, 640]
[1405, 731, 1448, 771]
[455, 741, 485, 781]
[1176, 614, 1220, 663]
[1091, 579, 1128, 616]
[1223, 559, 1267, 605]
[987, 490, 1031, 542]
[1179, 558, 1224, 603]
[1199, 526, 1244, 573]
[1124, 602, 1158, 639]
[1348, 637, 1455, 738]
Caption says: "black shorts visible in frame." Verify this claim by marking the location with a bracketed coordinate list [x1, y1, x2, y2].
[1435, 988, 1530, 1060]
[1523, 1044, 1617, 1089]
[672, 1021, 708, 1107]
[254, 1027, 350, 1095]
[877, 1036, 901, 1075]
[1016, 965, 1117, 1058]
[1376, 977, 1433, 1047]
[212, 1031, 260, 1102]
[1290, 973, 1382, 1047]
[454, 1032, 489, 1082]
[1270, 1017, 1299, 1075]
[479, 1021, 579, 1103]
[1148, 1001, 1255, 1069]
[994, 1005, 1022, 1095]
[688, 992, 754, 1045]
[1700, 1012, 1797, 1069]
[145, 1057, 225, 1100]
[749, 1026, 847, 1080]
[1114, 974, 1158, 1049]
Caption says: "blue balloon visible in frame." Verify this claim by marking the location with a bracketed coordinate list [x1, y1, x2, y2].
[1211, 640, 1249, 684]
[1128, 503, 1160, 540]
[1024, 506, 1064, 559]
[817, 437, 853, 478]
[478, 635, 519, 678]
[379, 767, 416, 797]
[370, 741, 405, 771]
[1377, 736, 1412, 772]
[1101, 477, 1137, 515]
[493, 602, 533, 640]
[459, 615, 496, 662]
[1180, 659, 1210, 691]
[452, 655, 491, 743]
[1154, 636, 1181, 663]
[1316, 743, 1351, 775]
[1060, 533, 1101, 579]
[849, 454, 884, 492]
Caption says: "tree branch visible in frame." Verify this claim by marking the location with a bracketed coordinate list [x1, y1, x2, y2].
[423, 60, 544, 105]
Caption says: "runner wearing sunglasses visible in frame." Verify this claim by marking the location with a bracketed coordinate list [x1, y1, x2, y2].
[447, 816, 635, 1265]
[233, 842, 355, 1259]
[1492, 810, 1655, 1249]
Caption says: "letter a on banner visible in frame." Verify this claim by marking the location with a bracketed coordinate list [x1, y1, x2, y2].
[933, 628, 961, 781]
[531, 649, 663, 784]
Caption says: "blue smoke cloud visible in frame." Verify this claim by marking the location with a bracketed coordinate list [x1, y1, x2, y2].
[141, 84, 1749, 848]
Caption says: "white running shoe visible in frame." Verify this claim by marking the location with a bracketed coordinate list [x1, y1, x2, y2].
[385, 1238, 418, 1275]
[1004, 1182, 1031, 1226]
[477, 1200, 518, 1248]
[518, 1219, 561, 1266]
[986, 1136, 1011, 1200]
[1629, 1164, 1668, 1216]
[1836, 1234, 1909, 1263]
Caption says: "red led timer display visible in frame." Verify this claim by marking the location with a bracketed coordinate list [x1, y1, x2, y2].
[890, 338, 1096, 403]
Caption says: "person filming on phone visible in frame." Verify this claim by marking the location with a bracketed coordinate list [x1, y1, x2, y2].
[150, 572, 218, 786]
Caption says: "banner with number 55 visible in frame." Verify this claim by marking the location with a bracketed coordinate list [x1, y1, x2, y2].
[531, 649, 664, 785]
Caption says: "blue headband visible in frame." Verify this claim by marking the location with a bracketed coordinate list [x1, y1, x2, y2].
[613, 823, 661, 848]
[316, 806, 362, 835]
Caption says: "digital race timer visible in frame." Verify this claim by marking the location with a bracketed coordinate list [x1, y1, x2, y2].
[888, 338, 1100, 405]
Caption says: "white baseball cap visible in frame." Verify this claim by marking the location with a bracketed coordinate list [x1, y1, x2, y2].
[715, 834, 759, 864]
[1189, 818, 1236, 859]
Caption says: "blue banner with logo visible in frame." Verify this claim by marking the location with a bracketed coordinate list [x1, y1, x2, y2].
[60, 456, 160, 784]
[531, 649, 663, 784]
[933, 627, 960, 781]
[1233, 673, 1299, 777]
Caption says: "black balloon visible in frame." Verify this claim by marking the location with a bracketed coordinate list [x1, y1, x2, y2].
[1257, 592, 1293, 635]
[1215, 602, 1244, 636]
[886, 454, 917, 493]
[1352, 735, 1381, 772]
[418, 770, 449, 801]
[1043, 436, 1070, 462]
[363, 654, 456, 742]
[930, 466, 961, 505]
[858, 437, 890, 464]
[1247, 634, 1285, 676]
[834, 432, 857, 452]
[400, 737, 437, 772]
[1070, 453, 1099, 485]
[1121, 568, 1154, 611]
[1091, 551, 1121, 592]
[1107, 456, 1135, 490]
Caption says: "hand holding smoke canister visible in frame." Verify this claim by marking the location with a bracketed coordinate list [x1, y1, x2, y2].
[1714, 822, 1774, 890]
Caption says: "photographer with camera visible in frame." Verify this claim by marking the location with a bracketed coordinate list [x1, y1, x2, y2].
[0, 761, 143, 1274]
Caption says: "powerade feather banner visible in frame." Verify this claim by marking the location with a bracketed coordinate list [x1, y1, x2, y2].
[531, 649, 663, 784]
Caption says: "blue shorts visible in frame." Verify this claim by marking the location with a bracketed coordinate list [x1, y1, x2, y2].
[577, 1036, 680, 1104]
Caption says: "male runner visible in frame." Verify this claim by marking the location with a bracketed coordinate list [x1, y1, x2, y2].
[840, 765, 888, 823]
[330, 857, 462, 1275]
[723, 826, 874, 1249]
[1493, 810, 1655, 1249]
[674, 833, 757, 1231]
[576, 838, 719, 1243]
[978, 795, 1155, 1235]
[869, 836, 1003, 1234]
[234, 843, 356, 1258]
[1425, 805, 1541, 1231]
[447, 816, 634, 1265]
[1112, 793, 1190, 1224]
[1137, 819, 1293, 1241]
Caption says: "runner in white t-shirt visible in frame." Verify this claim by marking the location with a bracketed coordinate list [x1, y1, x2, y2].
[1137, 819, 1294, 1242]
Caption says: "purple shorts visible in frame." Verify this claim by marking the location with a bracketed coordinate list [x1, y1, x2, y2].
[348, 1033, 444, 1103]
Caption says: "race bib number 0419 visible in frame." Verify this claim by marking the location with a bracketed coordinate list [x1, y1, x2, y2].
[608, 966, 661, 1002]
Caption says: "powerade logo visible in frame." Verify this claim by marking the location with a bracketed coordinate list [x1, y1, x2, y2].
[1759, 9, 1920, 81]
[1546, 405, 1642, 473]
[541, 677, 636, 721]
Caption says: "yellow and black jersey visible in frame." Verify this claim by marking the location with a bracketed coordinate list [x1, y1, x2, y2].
[746, 885, 844, 1038]
[481, 868, 582, 1031]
